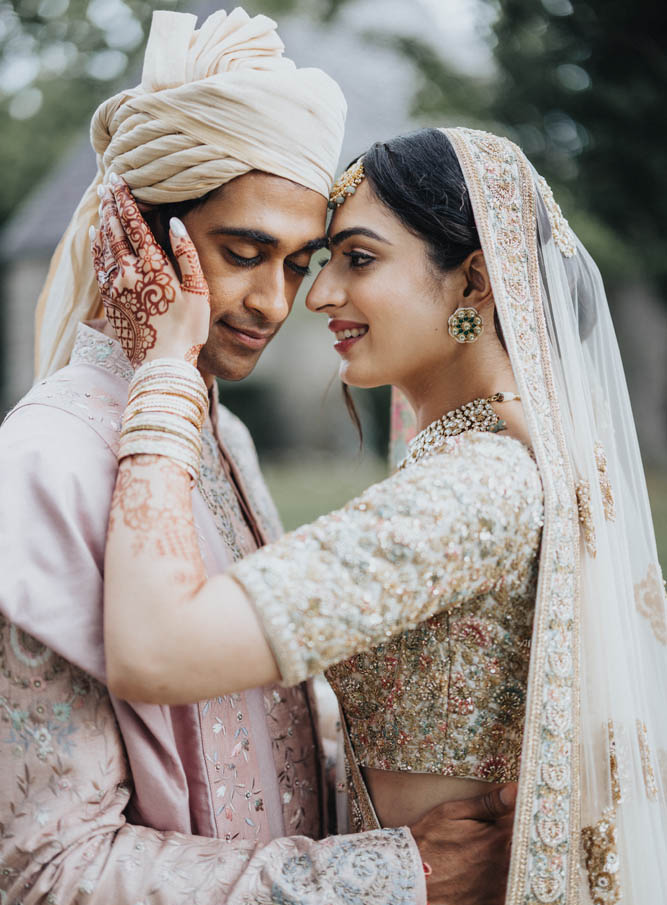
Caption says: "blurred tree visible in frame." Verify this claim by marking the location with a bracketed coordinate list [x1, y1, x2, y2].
[388, 0, 667, 290]
[490, 0, 667, 292]
[0, 0, 185, 228]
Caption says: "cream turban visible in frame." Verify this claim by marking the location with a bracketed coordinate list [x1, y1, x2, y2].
[34, 7, 346, 379]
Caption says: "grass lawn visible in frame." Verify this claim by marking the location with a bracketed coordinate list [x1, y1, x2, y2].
[262, 453, 387, 531]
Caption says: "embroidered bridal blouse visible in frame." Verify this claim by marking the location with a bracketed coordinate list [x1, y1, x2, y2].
[231, 433, 544, 784]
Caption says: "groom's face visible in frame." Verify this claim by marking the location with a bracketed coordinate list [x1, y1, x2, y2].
[180, 172, 328, 381]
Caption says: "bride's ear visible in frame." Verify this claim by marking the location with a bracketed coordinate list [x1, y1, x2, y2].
[461, 250, 493, 310]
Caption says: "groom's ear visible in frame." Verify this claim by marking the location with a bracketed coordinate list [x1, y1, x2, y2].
[461, 250, 493, 309]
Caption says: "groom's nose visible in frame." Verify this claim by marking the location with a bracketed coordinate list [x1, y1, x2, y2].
[244, 267, 290, 324]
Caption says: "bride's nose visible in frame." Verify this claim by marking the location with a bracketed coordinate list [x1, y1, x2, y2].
[305, 264, 346, 313]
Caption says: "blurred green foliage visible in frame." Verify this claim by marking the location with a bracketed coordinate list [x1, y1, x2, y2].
[491, 0, 667, 290]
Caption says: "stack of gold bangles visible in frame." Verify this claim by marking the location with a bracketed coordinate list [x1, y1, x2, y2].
[118, 359, 209, 483]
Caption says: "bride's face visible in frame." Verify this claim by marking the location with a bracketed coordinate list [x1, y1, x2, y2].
[306, 180, 461, 391]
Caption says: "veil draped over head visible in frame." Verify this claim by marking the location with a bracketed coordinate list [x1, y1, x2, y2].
[391, 128, 667, 904]
[34, 7, 346, 380]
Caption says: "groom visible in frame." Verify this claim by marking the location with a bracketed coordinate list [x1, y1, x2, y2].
[0, 9, 514, 905]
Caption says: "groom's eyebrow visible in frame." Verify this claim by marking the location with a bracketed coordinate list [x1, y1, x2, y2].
[329, 227, 391, 246]
[207, 227, 328, 253]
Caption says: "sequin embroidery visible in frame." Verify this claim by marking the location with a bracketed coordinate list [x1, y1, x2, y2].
[232, 433, 543, 781]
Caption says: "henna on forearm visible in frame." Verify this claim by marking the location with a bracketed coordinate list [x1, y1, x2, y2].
[109, 457, 206, 596]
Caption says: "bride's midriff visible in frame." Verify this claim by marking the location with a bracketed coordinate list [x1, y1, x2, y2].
[363, 766, 504, 827]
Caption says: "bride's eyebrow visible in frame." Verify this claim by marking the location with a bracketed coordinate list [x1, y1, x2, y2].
[328, 227, 392, 246]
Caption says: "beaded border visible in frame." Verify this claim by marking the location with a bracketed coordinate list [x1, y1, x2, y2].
[445, 127, 581, 905]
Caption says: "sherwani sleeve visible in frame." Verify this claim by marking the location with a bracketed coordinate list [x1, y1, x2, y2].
[0, 404, 426, 905]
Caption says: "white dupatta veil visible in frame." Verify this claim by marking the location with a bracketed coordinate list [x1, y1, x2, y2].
[390, 128, 667, 903]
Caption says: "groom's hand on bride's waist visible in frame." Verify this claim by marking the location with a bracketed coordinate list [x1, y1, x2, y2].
[409, 782, 517, 905]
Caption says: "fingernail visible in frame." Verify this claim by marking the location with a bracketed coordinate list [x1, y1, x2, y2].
[109, 172, 119, 184]
[89, 225, 96, 243]
[500, 785, 517, 808]
[170, 217, 187, 238]
[97, 184, 105, 198]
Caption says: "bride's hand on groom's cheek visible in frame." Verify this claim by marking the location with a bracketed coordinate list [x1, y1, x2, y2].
[90, 175, 211, 369]
[409, 782, 516, 905]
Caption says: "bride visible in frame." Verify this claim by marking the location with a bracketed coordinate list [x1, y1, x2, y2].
[96, 126, 667, 902]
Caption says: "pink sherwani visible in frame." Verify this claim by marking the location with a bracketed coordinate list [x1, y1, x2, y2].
[0, 324, 424, 904]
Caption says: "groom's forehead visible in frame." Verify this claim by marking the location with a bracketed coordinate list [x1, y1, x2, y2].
[200, 171, 328, 250]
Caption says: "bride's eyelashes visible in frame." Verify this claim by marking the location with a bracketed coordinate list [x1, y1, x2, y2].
[343, 251, 375, 268]
[318, 250, 375, 270]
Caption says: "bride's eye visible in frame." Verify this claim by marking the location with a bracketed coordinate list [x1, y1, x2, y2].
[343, 251, 375, 268]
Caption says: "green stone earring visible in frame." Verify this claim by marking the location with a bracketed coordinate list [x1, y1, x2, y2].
[448, 307, 483, 343]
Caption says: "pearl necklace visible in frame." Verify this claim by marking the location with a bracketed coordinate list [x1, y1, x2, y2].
[398, 392, 520, 469]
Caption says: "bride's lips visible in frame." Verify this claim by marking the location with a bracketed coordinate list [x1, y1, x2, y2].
[329, 319, 369, 355]
[217, 320, 275, 350]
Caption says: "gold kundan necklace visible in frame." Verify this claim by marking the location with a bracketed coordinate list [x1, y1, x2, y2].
[398, 391, 520, 469]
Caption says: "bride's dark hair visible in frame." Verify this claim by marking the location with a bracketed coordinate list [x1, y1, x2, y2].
[362, 128, 480, 273]
[342, 128, 506, 436]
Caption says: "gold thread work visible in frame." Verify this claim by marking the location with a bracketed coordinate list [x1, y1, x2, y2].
[634, 564, 667, 646]
[607, 720, 622, 805]
[594, 443, 616, 522]
[576, 480, 597, 557]
[581, 808, 622, 905]
[636, 719, 659, 801]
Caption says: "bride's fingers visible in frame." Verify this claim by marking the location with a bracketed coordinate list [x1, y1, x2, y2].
[109, 174, 166, 265]
[100, 188, 135, 268]
[90, 226, 108, 287]
[169, 218, 210, 301]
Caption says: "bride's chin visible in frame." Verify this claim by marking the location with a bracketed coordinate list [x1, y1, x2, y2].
[339, 363, 383, 390]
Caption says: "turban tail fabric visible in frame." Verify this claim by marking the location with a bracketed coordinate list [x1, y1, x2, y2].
[34, 8, 346, 379]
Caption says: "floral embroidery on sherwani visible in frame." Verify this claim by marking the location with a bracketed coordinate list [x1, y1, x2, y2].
[0, 323, 426, 904]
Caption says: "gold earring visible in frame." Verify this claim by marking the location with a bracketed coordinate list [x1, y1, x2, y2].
[448, 307, 483, 343]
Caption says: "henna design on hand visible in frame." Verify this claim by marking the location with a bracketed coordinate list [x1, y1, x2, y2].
[172, 237, 209, 297]
[90, 180, 210, 367]
[185, 344, 204, 366]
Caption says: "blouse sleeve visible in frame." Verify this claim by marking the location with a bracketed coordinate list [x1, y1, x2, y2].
[229, 434, 543, 686]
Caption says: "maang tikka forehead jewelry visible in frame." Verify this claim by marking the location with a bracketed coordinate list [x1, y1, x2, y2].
[328, 158, 365, 209]
[448, 306, 483, 343]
